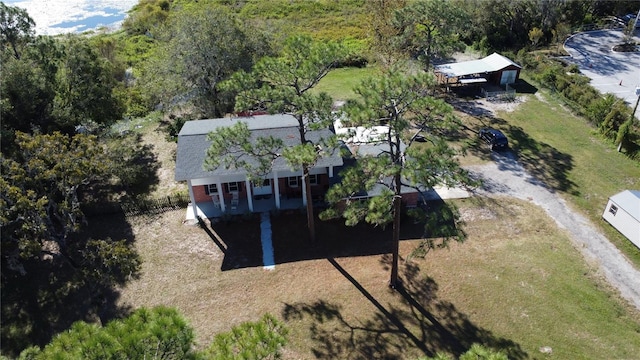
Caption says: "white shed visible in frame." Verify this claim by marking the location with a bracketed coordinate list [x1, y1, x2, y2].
[602, 190, 640, 248]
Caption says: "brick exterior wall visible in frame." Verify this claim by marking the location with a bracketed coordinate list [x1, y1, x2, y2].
[193, 182, 246, 203]
[193, 185, 211, 203]
[401, 192, 419, 207]
[195, 178, 417, 207]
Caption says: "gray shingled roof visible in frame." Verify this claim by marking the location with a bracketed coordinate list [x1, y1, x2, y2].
[175, 115, 343, 181]
[178, 114, 299, 136]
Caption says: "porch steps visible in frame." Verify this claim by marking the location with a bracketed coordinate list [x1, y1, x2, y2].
[260, 212, 275, 270]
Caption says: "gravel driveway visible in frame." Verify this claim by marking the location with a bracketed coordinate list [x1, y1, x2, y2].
[466, 151, 640, 310]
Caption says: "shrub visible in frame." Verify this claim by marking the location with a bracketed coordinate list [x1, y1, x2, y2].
[567, 63, 580, 73]
[163, 115, 188, 143]
[516, 49, 539, 69]
[600, 103, 629, 139]
[203, 314, 288, 360]
[30, 307, 196, 360]
[586, 94, 617, 126]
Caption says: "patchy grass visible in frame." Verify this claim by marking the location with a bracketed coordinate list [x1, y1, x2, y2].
[460, 89, 640, 268]
[110, 112, 185, 199]
[116, 197, 640, 359]
[111, 63, 640, 359]
[138, 121, 183, 198]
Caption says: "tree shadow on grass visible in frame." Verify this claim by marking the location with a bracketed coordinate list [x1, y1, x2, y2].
[468, 116, 578, 195]
[203, 200, 471, 272]
[0, 212, 137, 357]
[208, 215, 264, 270]
[505, 126, 578, 195]
[282, 258, 527, 359]
[111, 132, 161, 196]
[204, 209, 431, 271]
[398, 263, 526, 359]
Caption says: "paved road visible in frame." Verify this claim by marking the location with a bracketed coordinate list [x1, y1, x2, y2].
[564, 29, 640, 118]
[467, 151, 640, 310]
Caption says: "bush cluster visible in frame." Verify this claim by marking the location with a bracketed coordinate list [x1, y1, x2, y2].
[515, 50, 638, 156]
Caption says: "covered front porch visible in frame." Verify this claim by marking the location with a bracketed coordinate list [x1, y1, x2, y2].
[186, 194, 307, 220]
[185, 166, 335, 220]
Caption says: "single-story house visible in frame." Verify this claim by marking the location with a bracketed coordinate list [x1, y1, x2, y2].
[434, 52, 522, 87]
[602, 190, 640, 248]
[175, 114, 344, 219]
[175, 114, 423, 220]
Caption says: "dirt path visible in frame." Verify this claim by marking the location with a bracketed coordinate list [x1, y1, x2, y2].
[466, 151, 640, 310]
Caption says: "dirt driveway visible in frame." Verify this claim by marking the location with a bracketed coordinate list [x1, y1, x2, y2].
[466, 151, 640, 310]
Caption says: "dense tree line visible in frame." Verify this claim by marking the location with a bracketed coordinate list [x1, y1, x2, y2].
[0, 3, 149, 356]
[458, 0, 639, 53]
[117, 0, 640, 119]
[1, 28, 124, 153]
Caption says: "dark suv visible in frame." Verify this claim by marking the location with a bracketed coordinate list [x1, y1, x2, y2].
[478, 128, 508, 151]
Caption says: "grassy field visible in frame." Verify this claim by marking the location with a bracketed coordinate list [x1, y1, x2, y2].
[317, 66, 640, 267]
[115, 197, 640, 359]
[457, 83, 640, 268]
[312, 66, 376, 102]
[111, 66, 640, 359]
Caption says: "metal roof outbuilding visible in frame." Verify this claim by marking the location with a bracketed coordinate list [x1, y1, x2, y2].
[435, 53, 522, 78]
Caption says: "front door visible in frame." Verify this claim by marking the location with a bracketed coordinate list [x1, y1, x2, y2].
[252, 179, 273, 197]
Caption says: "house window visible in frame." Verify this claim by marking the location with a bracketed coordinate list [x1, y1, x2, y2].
[288, 177, 298, 187]
[309, 174, 318, 185]
[204, 184, 218, 195]
[609, 204, 618, 216]
[225, 182, 240, 192]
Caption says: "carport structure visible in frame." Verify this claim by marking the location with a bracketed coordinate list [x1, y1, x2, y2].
[434, 52, 522, 87]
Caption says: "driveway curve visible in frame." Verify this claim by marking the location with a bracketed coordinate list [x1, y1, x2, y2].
[466, 151, 640, 310]
[563, 29, 640, 118]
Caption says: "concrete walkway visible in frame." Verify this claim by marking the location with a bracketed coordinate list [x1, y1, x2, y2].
[260, 212, 275, 270]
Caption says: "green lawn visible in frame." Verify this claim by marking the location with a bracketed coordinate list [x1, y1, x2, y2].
[313, 66, 378, 101]
[490, 87, 640, 268]
[428, 197, 640, 360]
[318, 67, 640, 266]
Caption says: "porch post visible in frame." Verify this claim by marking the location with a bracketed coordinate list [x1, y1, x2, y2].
[216, 179, 225, 212]
[245, 178, 254, 212]
[301, 171, 307, 206]
[187, 180, 198, 217]
[328, 166, 333, 178]
[273, 171, 281, 209]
